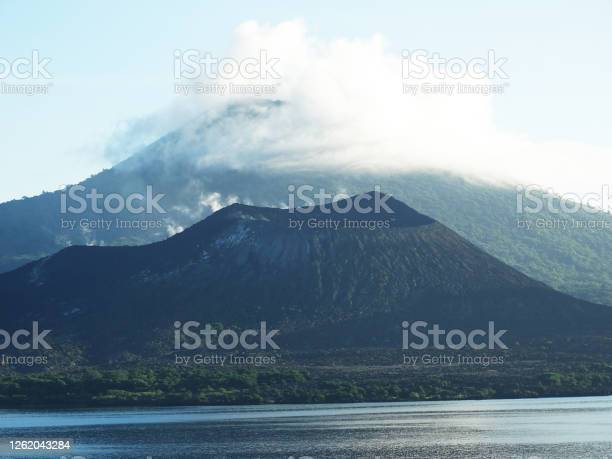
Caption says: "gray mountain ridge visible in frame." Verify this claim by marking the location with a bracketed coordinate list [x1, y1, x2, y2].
[1, 102, 611, 306]
[0, 192, 610, 361]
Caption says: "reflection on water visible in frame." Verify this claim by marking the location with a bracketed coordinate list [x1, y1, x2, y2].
[0, 396, 610, 458]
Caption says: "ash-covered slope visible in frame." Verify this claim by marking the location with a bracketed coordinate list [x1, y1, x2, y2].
[1, 103, 612, 307]
[0, 192, 609, 359]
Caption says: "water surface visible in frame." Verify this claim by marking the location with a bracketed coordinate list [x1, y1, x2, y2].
[0, 396, 610, 458]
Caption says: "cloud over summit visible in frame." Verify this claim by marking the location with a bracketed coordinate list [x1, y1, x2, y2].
[118, 20, 612, 199]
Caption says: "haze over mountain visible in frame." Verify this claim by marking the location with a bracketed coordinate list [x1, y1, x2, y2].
[0, 193, 610, 361]
[1, 103, 612, 306]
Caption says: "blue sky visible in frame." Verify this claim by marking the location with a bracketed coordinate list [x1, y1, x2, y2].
[1, 0, 611, 202]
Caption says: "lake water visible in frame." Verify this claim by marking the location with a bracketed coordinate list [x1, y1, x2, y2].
[0, 396, 610, 458]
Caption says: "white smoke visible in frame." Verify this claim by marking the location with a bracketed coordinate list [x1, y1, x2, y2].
[199, 192, 240, 212]
[192, 21, 612, 198]
[133, 20, 612, 199]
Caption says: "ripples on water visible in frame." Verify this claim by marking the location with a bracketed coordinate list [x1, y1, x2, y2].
[0, 396, 610, 458]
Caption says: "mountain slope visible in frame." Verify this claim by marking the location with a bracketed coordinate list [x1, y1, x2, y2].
[1, 103, 612, 306]
[0, 193, 609, 360]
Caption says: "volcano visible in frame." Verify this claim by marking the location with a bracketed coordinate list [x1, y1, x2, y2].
[0, 192, 609, 360]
